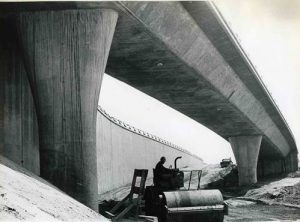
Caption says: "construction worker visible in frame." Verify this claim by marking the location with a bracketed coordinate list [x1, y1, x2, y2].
[155, 156, 179, 189]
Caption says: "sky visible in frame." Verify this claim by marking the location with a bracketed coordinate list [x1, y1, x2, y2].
[215, 0, 300, 159]
[99, 1, 300, 164]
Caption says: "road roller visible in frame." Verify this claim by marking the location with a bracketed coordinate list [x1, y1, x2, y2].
[144, 157, 228, 222]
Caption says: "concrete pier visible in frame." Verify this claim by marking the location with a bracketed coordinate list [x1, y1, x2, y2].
[17, 9, 118, 210]
[229, 135, 262, 185]
[0, 18, 39, 175]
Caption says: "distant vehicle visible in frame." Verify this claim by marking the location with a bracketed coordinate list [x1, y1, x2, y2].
[220, 158, 233, 168]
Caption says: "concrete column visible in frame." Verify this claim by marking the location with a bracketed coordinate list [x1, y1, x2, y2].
[0, 18, 40, 175]
[17, 9, 118, 210]
[285, 151, 299, 172]
[229, 135, 262, 186]
[292, 152, 299, 171]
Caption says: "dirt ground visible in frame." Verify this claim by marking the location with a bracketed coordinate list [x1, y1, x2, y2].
[225, 201, 300, 222]
[242, 171, 300, 208]
[223, 170, 300, 221]
[0, 155, 108, 222]
[2, 158, 299, 222]
[100, 165, 300, 221]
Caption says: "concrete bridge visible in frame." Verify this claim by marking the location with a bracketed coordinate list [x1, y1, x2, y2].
[0, 1, 298, 210]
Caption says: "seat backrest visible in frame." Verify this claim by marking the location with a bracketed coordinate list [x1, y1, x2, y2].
[130, 169, 148, 195]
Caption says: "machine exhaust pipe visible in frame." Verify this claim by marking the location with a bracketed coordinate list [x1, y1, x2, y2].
[174, 156, 182, 169]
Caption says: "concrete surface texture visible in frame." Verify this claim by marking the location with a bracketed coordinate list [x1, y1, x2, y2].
[16, 9, 118, 210]
[229, 136, 262, 185]
[0, 18, 40, 175]
[96, 107, 205, 196]
[0, 1, 298, 210]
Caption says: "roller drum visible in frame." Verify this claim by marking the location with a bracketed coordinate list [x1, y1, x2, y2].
[163, 190, 224, 208]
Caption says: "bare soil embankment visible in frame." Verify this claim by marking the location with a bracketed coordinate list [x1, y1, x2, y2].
[200, 164, 300, 209]
[241, 171, 300, 208]
[0, 155, 108, 222]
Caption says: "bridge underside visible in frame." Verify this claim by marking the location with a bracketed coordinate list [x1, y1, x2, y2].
[103, 1, 298, 185]
[105, 3, 278, 160]
[0, 1, 298, 206]
[0, 0, 296, 159]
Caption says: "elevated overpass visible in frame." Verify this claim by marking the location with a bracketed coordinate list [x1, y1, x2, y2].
[104, 1, 298, 183]
[0, 1, 298, 210]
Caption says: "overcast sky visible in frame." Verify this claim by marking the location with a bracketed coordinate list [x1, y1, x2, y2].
[99, 1, 300, 164]
[216, 0, 300, 158]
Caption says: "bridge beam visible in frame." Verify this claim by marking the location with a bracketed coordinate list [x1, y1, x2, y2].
[17, 9, 118, 210]
[229, 135, 262, 186]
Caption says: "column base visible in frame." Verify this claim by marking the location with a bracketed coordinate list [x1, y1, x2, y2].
[229, 135, 262, 186]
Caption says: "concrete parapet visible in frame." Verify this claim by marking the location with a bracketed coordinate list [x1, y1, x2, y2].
[229, 135, 262, 185]
[97, 106, 203, 162]
[17, 9, 118, 210]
